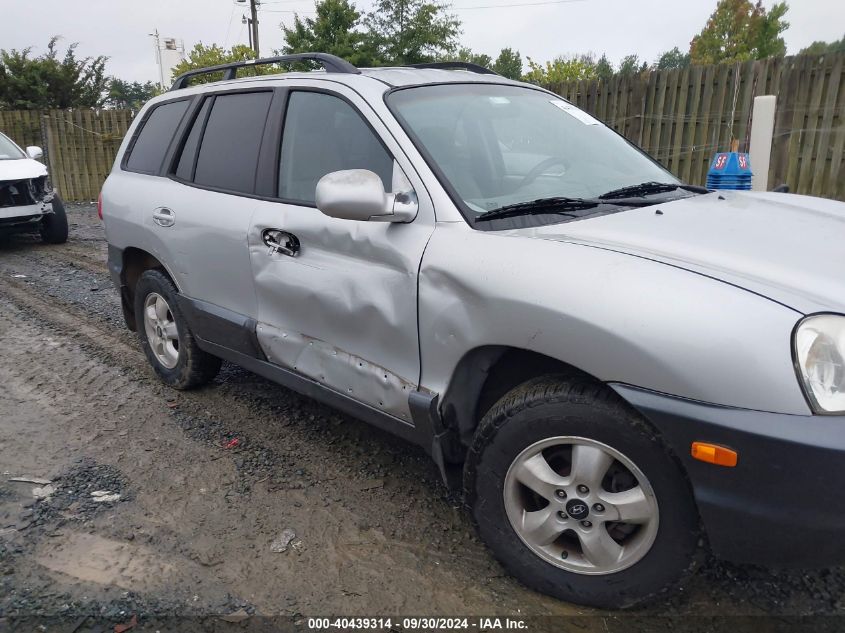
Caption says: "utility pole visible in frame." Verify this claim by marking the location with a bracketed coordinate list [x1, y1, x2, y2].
[237, 0, 260, 56]
[249, 0, 260, 57]
[149, 29, 165, 90]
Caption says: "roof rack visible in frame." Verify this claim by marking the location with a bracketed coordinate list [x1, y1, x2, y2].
[169, 52, 360, 91]
[406, 62, 499, 76]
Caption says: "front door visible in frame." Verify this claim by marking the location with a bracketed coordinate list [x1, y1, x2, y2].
[248, 85, 435, 423]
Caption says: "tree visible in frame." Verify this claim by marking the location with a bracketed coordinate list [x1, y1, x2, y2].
[655, 46, 691, 70]
[492, 48, 522, 80]
[0, 37, 108, 109]
[280, 0, 379, 67]
[690, 0, 789, 65]
[799, 34, 845, 56]
[364, 0, 460, 64]
[106, 79, 159, 109]
[617, 54, 645, 77]
[452, 47, 493, 69]
[595, 53, 614, 81]
[523, 54, 596, 85]
[170, 43, 257, 85]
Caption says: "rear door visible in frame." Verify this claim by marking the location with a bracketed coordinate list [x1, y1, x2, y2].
[148, 89, 276, 320]
[247, 82, 435, 423]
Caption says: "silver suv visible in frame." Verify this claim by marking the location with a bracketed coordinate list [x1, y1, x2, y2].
[102, 53, 845, 608]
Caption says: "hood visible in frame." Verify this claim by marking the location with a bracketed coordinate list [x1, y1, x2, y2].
[0, 158, 48, 181]
[516, 191, 845, 315]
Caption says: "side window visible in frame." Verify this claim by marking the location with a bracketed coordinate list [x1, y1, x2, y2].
[125, 100, 190, 174]
[193, 91, 273, 194]
[278, 91, 393, 204]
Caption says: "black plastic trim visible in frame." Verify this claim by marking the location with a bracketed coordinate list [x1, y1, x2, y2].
[407, 61, 498, 75]
[107, 244, 136, 331]
[107, 243, 123, 289]
[170, 53, 360, 90]
[176, 296, 265, 361]
[408, 391, 460, 488]
[611, 383, 845, 567]
[195, 338, 421, 446]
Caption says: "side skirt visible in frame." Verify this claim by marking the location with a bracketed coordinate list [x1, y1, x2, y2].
[196, 337, 421, 446]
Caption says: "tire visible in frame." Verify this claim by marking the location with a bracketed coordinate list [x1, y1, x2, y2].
[40, 195, 69, 244]
[133, 269, 222, 389]
[464, 376, 699, 609]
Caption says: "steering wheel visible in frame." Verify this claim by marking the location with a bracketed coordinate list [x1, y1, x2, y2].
[513, 156, 569, 191]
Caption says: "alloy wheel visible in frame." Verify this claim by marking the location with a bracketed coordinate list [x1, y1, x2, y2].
[503, 436, 659, 575]
[143, 292, 180, 369]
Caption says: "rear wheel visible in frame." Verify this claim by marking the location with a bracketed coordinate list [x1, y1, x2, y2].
[134, 269, 221, 389]
[465, 376, 699, 608]
[40, 196, 68, 244]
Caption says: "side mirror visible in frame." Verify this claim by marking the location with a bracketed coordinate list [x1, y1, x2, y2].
[26, 146, 43, 160]
[315, 169, 417, 222]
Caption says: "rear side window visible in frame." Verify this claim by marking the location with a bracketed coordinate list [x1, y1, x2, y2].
[193, 92, 273, 194]
[125, 100, 190, 174]
[278, 91, 393, 204]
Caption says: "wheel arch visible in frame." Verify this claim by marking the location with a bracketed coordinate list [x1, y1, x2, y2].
[440, 345, 600, 450]
[117, 246, 180, 331]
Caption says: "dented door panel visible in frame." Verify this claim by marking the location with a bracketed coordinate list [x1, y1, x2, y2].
[248, 81, 435, 422]
[249, 204, 433, 421]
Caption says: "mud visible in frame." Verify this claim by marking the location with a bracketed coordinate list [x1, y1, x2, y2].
[0, 205, 843, 629]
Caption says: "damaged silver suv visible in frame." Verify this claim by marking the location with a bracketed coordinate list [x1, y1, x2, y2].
[102, 53, 845, 608]
[0, 131, 67, 243]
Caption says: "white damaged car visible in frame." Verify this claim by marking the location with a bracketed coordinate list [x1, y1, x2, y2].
[0, 131, 67, 244]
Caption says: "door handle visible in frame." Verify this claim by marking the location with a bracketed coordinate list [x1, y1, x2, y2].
[262, 228, 300, 257]
[152, 207, 175, 227]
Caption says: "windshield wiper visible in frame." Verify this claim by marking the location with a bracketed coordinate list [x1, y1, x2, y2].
[474, 196, 606, 222]
[474, 194, 660, 223]
[599, 181, 709, 200]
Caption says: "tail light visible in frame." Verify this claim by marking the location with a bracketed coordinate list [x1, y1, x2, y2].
[97, 192, 103, 220]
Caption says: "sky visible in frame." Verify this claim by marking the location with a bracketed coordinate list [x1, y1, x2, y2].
[1, 0, 842, 84]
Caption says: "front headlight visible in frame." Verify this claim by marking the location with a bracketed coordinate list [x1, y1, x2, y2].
[794, 314, 845, 414]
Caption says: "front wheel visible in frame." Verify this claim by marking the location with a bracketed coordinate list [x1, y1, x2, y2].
[40, 195, 69, 244]
[465, 376, 700, 608]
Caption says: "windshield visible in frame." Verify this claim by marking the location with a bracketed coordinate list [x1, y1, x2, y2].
[0, 133, 26, 160]
[388, 83, 678, 227]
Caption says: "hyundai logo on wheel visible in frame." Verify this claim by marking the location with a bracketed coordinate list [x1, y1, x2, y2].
[566, 500, 589, 520]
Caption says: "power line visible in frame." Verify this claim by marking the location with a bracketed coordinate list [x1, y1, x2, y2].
[261, 0, 587, 11]
[453, 0, 586, 9]
[223, 2, 237, 48]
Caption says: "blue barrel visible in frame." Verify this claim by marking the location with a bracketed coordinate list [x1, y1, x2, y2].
[706, 152, 753, 190]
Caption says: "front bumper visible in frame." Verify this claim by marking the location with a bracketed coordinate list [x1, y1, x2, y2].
[0, 201, 50, 225]
[612, 384, 845, 567]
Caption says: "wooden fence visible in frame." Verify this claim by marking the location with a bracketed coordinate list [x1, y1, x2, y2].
[1, 52, 843, 201]
[0, 109, 134, 201]
[545, 52, 845, 200]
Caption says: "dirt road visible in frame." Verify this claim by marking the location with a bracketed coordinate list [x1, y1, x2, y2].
[0, 205, 843, 628]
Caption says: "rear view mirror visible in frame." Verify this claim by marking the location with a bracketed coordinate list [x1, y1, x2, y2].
[26, 146, 43, 160]
[316, 169, 416, 222]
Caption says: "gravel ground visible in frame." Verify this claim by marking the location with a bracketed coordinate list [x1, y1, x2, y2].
[0, 204, 843, 631]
